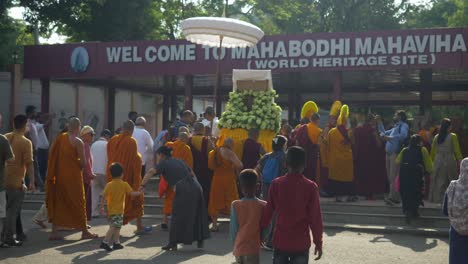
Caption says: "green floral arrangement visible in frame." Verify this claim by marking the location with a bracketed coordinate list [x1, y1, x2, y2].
[218, 89, 282, 131]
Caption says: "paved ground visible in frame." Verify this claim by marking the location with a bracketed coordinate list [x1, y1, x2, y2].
[1, 211, 449, 264]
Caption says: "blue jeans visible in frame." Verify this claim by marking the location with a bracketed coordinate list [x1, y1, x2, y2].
[273, 250, 309, 264]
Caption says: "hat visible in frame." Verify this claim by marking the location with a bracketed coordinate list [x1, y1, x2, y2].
[135, 116, 146, 126]
[330, 101, 342, 117]
[80, 125, 95, 136]
[337, 105, 349, 126]
[301, 101, 319, 119]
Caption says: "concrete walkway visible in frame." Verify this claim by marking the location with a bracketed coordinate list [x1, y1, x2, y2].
[0, 211, 449, 264]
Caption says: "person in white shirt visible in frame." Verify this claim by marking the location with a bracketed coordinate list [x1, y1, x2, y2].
[90, 129, 112, 218]
[25, 105, 44, 190]
[201, 106, 220, 138]
[35, 113, 51, 183]
[132, 117, 154, 177]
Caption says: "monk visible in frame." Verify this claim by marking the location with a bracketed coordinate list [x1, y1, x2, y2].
[46, 117, 98, 240]
[327, 105, 356, 202]
[208, 138, 243, 231]
[295, 101, 322, 182]
[320, 100, 341, 195]
[189, 123, 214, 211]
[241, 129, 265, 169]
[353, 113, 388, 199]
[160, 132, 193, 229]
[107, 120, 146, 234]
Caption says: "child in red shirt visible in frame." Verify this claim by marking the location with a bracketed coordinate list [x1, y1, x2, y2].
[230, 169, 267, 264]
[261, 146, 323, 263]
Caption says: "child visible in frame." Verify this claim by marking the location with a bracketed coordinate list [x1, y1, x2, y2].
[230, 169, 267, 264]
[100, 162, 142, 251]
[261, 146, 324, 263]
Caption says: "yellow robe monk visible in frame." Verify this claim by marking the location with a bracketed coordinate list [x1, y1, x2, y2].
[208, 148, 239, 217]
[327, 126, 354, 195]
[46, 133, 87, 229]
[162, 140, 193, 215]
[107, 133, 143, 224]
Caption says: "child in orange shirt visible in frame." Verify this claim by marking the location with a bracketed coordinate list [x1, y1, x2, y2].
[230, 169, 267, 264]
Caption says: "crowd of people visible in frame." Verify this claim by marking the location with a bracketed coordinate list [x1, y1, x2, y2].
[0, 101, 467, 264]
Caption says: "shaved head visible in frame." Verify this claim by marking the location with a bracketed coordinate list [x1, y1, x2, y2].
[68, 117, 81, 133]
[178, 132, 189, 143]
[179, 126, 190, 134]
[223, 137, 234, 149]
[193, 122, 205, 135]
[122, 120, 135, 134]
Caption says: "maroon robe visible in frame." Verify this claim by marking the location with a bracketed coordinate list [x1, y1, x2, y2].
[189, 136, 213, 209]
[353, 123, 388, 196]
[241, 138, 262, 169]
[295, 124, 319, 182]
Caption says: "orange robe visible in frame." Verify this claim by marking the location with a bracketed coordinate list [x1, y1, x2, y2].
[46, 133, 87, 229]
[162, 140, 193, 215]
[107, 133, 143, 224]
[208, 148, 239, 217]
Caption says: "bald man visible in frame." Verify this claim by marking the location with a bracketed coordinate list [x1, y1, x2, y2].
[46, 117, 97, 240]
[208, 138, 243, 231]
[107, 120, 147, 234]
[132, 116, 154, 177]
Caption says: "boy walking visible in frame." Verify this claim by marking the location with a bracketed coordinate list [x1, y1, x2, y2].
[261, 146, 323, 263]
[100, 163, 142, 251]
[230, 169, 267, 264]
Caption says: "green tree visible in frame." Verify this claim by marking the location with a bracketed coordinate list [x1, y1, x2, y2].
[447, 0, 468, 26]
[404, 0, 458, 28]
[0, 1, 34, 70]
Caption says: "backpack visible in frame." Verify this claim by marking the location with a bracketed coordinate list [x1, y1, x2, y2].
[397, 122, 410, 153]
[262, 153, 281, 184]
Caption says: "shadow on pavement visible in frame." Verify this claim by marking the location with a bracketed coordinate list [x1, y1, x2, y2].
[369, 233, 447, 252]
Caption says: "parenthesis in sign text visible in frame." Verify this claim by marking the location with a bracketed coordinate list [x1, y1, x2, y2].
[431, 54, 436, 65]
[247, 60, 252, 69]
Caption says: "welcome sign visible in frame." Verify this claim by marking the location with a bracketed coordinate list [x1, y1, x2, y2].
[24, 27, 468, 78]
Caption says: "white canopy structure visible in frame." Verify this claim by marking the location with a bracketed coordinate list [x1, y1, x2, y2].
[180, 16, 264, 114]
[180, 17, 264, 48]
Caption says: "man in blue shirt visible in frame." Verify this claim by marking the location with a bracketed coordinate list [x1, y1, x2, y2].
[378, 110, 409, 206]
[172, 110, 194, 139]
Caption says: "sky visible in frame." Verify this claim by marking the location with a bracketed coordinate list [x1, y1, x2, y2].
[8, 0, 432, 44]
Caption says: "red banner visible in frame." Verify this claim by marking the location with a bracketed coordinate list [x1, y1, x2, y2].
[24, 27, 468, 78]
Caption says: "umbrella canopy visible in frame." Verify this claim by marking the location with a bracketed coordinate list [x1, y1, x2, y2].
[180, 17, 264, 48]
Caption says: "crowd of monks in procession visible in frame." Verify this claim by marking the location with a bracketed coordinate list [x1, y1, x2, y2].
[0, 100, 465, 257]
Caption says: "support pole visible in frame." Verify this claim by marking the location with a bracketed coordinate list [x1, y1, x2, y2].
[107, 87, 116, 131]
[419, 69, 433, 116]
[10, 64, 21, 120]
[40, 78, 50, 114]
[333, 72, 343, 101]
[214, 37, 223, 116]
[163, 94, 170, 129]
[184, 75, 193, 111]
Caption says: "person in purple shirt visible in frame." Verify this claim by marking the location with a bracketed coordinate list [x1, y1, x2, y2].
[378, 110, 409, 206]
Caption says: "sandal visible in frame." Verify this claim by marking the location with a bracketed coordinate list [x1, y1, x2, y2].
[81, 233, 98, 240]
[210, 225, 219, 232]
[134, 226, 152, 235]
[33, 219, 47, 229]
